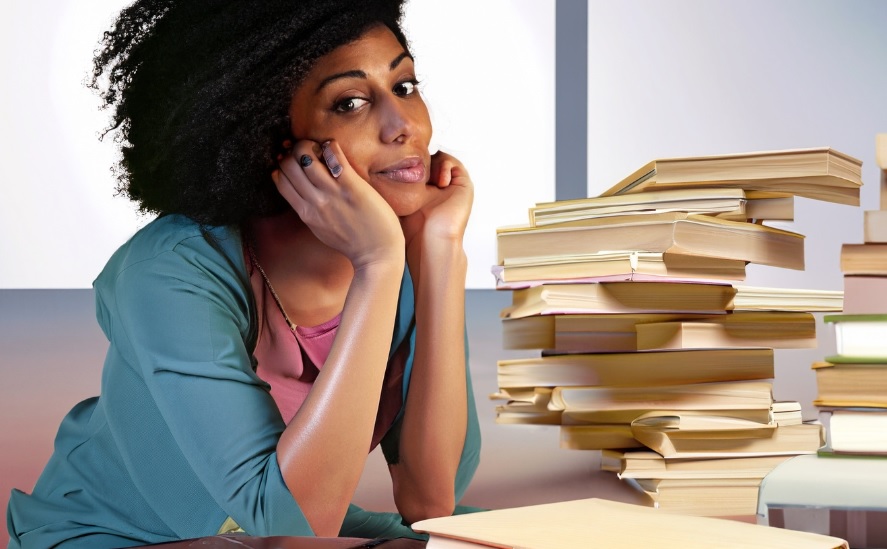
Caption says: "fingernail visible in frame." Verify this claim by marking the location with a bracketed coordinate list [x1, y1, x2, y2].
[321, 141, 343, 178]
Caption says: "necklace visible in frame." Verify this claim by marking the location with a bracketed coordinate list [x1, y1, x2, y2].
[246, 240, 297, 331]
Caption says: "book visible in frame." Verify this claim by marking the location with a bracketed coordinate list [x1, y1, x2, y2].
[559, 424, 643, 450]
[819, 407, 887, 455]
[629, 476, 762, 516]
[842, 276, 887, 314]
[496, 212, 806, 270]
[823, 314, 887, 361]
[812, 362, 887, 407]
[501, 280, 736, 319]
[731, 286, 843, 312]
[493, 388, 562, 425]
[502, 312, 722, 350]
[630, 416, 824, 459]
[496, 348, 774, 389]
[502, 311, 814, 351]
[411, 497, 849, 548]
[745, 193, 795, 222]
[635, 313, 817, 350]
[840, 243, 887, 275]
[601, 449, 795, 480]
[548, 380, 774, 416]
[529, 187, 748, 226]
[770, 401, 804, 426]
[492, 251, 747, 288]
[864, 210, 887, 243]
[599, 147, 863, 206]
[561, 406, 776, 426]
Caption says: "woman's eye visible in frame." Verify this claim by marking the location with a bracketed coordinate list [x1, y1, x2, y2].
[334, 97, 369, 113]
[393, 80, 419, 97]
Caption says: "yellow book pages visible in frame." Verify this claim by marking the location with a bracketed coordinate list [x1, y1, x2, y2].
[549, 380, 774, 413]
[496, 348, 774, 389]
[496, 212, 805, 270]
[635, 319, 816, 350]
[631, 421, 824, 459]
[529, 187, 747, 226]
[600, 147, 862, 206]
[412, 498, 848, 548]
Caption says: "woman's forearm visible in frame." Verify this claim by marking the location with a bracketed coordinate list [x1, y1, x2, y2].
[392, 240, 469, 523]
[276, 257, 404, 537]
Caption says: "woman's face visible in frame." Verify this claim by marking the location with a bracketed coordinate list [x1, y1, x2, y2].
[289, 25, 434, 217]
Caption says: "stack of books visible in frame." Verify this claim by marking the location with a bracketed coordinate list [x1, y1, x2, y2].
[493, 146, 861, 517]
[754, 136, 887, 549]
[814, 134, 887, 458]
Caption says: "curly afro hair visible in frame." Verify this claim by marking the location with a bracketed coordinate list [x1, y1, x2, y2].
[91, 0, 409, 226]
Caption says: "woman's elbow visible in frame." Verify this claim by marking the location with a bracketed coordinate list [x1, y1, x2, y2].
[396, 490, 456, 525]
[392, 471, 457, 524]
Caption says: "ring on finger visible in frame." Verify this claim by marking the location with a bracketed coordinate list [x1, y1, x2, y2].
[299, 154, 313, 168]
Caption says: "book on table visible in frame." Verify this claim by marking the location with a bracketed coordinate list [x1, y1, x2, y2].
[823, 314, 887, 361]
[598, 146, 863, 206]
[411, 497, 849, 548]
[496, 348, 774, 389]
[500, 280, 736, 319]
[492, 251, 747, 289]
[629, 476, 763, 517]
[496, 211, 805, 270]
[812, 361, 887, 408]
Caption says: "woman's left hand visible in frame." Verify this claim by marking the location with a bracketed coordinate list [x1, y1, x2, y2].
[400, 150, 474, 257]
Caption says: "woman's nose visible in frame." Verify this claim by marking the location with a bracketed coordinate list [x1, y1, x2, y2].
[379, 97, 418, 144]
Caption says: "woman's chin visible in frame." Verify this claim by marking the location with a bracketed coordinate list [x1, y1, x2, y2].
[381, 186, 437, 218]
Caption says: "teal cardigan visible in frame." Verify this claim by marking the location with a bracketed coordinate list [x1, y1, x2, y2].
[7, 215, 481, 548]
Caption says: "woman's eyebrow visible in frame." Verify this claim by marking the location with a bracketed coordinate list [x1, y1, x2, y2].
[315, 70, 366, 93]
[389, 51, 412, 70]
[315, 51, 414, 93]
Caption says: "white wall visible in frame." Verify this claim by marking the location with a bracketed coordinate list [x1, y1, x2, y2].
[0, 1, 556, 289]
[585, 0, 887, 410]
[586, 0, 887, 292]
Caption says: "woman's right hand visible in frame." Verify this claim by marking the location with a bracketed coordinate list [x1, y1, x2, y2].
[272, 139, 405, 270]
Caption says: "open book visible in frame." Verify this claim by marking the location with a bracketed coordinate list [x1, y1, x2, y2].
[411, 498, 848, 548]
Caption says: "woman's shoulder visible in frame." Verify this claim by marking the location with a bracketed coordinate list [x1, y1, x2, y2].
[95, 214, 245, 289]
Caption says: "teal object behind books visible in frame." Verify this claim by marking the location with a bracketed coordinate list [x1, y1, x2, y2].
[757, 454, 887, 548]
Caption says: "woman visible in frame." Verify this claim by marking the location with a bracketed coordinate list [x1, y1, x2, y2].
[6, 0, 480, 547]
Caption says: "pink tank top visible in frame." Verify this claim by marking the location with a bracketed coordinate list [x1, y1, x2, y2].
[246, 252, 405, 451]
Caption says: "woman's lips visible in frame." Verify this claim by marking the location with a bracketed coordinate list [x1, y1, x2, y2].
[378, 157, 426, 183]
